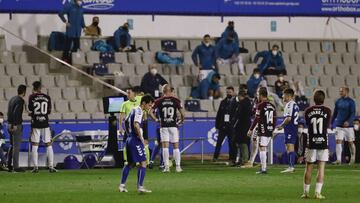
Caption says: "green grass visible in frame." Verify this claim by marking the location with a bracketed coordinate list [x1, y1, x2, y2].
[1, 162, 360, 203]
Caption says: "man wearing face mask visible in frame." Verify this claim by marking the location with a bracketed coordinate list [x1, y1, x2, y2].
[59, 0, 85, 63]
[247, 68, 264, 98]
[192, 34, 216, 81]
[221, 21, 240, 47]
[353, 119, 360, 163]
[213, 86, 237, 164]
[254, 44, 286, 75]
[140, 65, 168, 99]
[113, 23, 132, 52]
[275, 73, 290, 98]
[85, 16, 101, 37]
[0, 112, 8, 171]
[215, 32, 245, 75]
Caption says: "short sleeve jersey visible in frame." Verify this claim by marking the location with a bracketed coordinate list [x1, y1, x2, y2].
[153, 96, 182, 128]
[305, 105, 332, 149]
[125, 106, 143, 137]
[283, 100, 300, 134]
[28, 93, 51, 128]
[255, 101, 276, 137]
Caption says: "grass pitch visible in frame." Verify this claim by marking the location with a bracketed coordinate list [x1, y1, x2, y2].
[0, 162, 359, 203]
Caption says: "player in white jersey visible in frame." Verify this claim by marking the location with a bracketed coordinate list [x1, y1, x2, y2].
[277, 88, 299, 173]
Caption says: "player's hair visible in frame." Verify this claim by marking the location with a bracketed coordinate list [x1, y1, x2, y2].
[141, 94, 154, 104]
[313, 89, 325, 105]
[203, 34, 210, 38]
[253, 68, 260, 74]
[258, 87, 268, 98]
[132, 86, 143, 94]
[341, 86, 350, 93]
[354, 118, 360, 123]
[32, 81, 42, 91]
[226, 86, 234, 91]
[283, 88, 295, 97]
[272, 44, 279, 49]
[162, 84, 172, 94]
[213, 73, 221, 79]
[17, 84, 26, 95]
[0, 112, 3, 116]
[238, 87, 247, 97]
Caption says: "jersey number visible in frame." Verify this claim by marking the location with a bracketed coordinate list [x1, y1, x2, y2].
[311, 117, 324, 134]
[294, 111, 299, 125]
[34, 101, 48, 115]
[162, 107, 175, 119]
[265, 110, 274, 124]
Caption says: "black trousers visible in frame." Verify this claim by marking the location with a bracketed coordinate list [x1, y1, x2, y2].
[62, 37, 80, 61]
[355, 140, 360, 163]
[263, 68, 287, 75]
[213, 130, 236, 162]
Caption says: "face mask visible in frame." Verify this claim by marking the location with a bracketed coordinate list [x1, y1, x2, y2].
[272, 50, 278, 56]
[354, 125, 359, 131]
[150, 69, 157, 75]
[204, 42, 210, 47]
[254, 74, 260, 79]
[92, 22, 99, 26]
[298, 128, 304, 134]
[77, 1, 82, 6]
[279, 76, 284, 81]
[0, 118, 3, 124]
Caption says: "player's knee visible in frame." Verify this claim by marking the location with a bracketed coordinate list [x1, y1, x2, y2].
[45, 143, 52, 147]
[31, 142, 39, 146]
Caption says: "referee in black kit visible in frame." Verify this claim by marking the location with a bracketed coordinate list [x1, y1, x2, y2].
[213, 86, 237, 165]
[7, 85, 27, 172]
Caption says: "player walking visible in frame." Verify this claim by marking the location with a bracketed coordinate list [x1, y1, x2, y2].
[152, 84, 185, 173]
[119, 95, 154, 193]
[277, 88, 299, 173]
[28, 81, 57, 173]
[302, 90, 331, 199]
[247, 87, 276, 174]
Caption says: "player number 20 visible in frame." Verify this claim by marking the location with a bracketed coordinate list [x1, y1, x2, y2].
[34, 101, 48, 114]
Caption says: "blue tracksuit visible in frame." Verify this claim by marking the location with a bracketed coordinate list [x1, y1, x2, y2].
[215, 38, 239, 60]
[254, 51, 285, 74]
[246, 75, 263, 98]
[58, 2, 85, 38]
[221, 27, 240, 47]
[191, 43, 216, 70]
[113, 27, 131, 51]
[191, 71, 220, 99]
[332, 97, 356, 127]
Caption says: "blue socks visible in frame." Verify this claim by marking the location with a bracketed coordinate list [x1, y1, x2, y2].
[137, 166, 146, 187]
[151, 145, 160, 162]
[288, 152, 296, 168]
[121, 165, 131, 185]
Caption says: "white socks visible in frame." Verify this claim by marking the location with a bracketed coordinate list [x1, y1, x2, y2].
[249, 143, 258, 164]
[173, 148, 181, 167]
[315, 183, 323, 194]
[349, 144, 356, 163]
[162, 148, 169, 168]
[304, 184, 310, 194]
[47, 146, 54, 168]
[32, 145, 39, 168]
[336, 144, 342, 162]
[259, 151, 267, 171]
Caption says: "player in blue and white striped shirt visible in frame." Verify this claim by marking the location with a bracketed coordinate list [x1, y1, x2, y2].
[277, 88, 299, 173]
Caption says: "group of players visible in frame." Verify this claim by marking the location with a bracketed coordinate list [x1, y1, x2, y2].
[118, 84, 184, 193]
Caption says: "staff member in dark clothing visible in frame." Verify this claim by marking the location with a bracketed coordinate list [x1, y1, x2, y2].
[353, 119, 360, 163]
[140, 65, 168, 99]
[59, 0, 85, 62]
[7, 85, 27, 172]
[213, 86, 236, 164]
[231, 85, 252, 165]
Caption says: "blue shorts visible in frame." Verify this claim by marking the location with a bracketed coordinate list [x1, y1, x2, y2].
[126, 136, 146, 163]
[284, 132, 298, 144]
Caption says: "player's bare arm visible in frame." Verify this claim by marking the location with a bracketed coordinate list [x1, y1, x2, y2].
[276, 116, 291, 130]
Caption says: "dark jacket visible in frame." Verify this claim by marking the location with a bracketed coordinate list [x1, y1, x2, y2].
[254, 50, 285, 74]
[191, 43, 216, 70]
[140, 72, 168, 98]
[246, 75, 263, 98]
[221, 27, 240, 47]
[0, 123, 4, 139]
[58, 2, 85, 38]
[215, 96, 236, 132]
[231, 97, 252, 143]
[215, 38, 239, 59]
[113, 26, 131, 51]
[191, 71, 220, 99]
[7, 96, 25, 125]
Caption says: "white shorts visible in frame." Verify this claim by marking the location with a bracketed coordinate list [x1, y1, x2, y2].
[198, 70, 213, 82]
[31, 128, 52, 143]
[305, 149, 329, 163]
[335, 127, 355, 142]
[259, 136, 271, 147]
[160, 127, 179, 143]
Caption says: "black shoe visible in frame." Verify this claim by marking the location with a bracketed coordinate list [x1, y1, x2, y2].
[14, 168, 26, 173]
[0, 164, 8, 171]
[148, 162, 154, 169]
[31, 168, 39, 173]
[49, 167, 58, 173]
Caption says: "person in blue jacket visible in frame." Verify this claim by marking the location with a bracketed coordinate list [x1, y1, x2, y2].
[191, 71, 221, 100]
[59, 0, 85, 62]
[332, 87, 357, 165]
[254, 44, 286, 75]
[113, 23, 132, 52]
[192, 34, 216, 81]
[215, 32, 245, 75]
[246, 68, 264, 98]
[221, 21, 239, 47]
